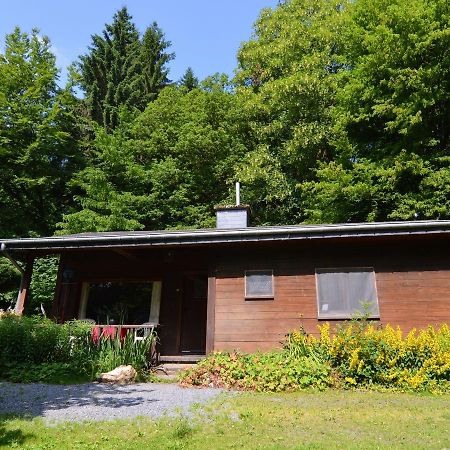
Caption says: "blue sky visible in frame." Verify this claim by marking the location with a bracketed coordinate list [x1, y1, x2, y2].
[0, 0, 278, 86]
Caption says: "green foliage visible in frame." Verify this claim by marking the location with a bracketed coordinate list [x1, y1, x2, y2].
[182, 321, 450, 393]
[335, 0, 450, 160]
[328, 323, 450, 391]
[4, 0, 450, 238]
[234, 146, 297, 225]
[0, 315, 88, 366]
[0, 316, 156, 382]
[172, 418, 194, 440]
[0, 256, 59, 314]
[0, 259, 20, 310]
[77, 7, 174, 130]
[91, 331, 156, 375]
[234, 0, 450, 225]
[234, 0, 349, 222]
[0, 27, 82, 238]
[287, 321, 450, 392]
[59, 86, 250, 232]
[134, 22, 174, 108]
[1, 362, 84, 384]
[181, 351, 330, 392]
[300, 154, 450, 223]
[27, 256, 59, 314]
[179, 67, 199, 91]
[299, 0, 450, 223]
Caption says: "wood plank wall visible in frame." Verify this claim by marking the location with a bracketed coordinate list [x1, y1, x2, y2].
[52, 234, 450, 354]
[213, 236, 450, 352]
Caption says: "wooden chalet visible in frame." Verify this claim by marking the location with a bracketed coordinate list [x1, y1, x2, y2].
[1, 206, 450, 358]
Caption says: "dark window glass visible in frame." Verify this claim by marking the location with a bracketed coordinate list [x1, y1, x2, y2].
[85, 282, 153, 325]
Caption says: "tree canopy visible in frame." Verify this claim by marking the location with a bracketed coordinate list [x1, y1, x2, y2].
[179, 67, 199, 91]
[0, 27, 80, 238]
[2, 1, 450, 306]
[59, 85, 249, 232]
[77, 7, 173, 130]
[1, 1, 449, 232]
[300, 0, 450, 222]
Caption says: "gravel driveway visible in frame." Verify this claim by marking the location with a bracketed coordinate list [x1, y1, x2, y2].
[0, 382, 225, 423]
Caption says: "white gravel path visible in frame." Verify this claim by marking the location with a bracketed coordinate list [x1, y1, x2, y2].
[0, 382, 225, 423]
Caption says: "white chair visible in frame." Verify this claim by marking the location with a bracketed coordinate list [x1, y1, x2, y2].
[134, 322, 157, 343]
[79, 318, 96, 324]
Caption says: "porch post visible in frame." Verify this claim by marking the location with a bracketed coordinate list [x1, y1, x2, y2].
[149, 281, 162, 323]
[15, 255, 34, 315]
[206, 275, 216, 354]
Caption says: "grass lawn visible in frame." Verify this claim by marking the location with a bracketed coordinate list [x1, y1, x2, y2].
[1, 389, 449, 449]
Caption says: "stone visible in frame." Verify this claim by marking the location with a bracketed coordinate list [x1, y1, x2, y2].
[98, 365, 137, 384]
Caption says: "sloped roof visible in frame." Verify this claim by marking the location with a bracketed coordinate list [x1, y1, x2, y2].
[1, 220, 450, 252]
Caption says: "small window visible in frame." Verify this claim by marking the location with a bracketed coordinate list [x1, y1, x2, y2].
[316, 268, 379, 319]
[245, 270, 274, 299]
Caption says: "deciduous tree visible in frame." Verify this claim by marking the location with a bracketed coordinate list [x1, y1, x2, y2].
[0, 27, 80, 238]
[59, 86, 250, 232]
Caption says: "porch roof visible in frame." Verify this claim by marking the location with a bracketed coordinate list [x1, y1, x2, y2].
[2, 220, 450, 253]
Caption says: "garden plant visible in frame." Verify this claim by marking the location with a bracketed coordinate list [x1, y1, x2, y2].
[181, 320, 450, 393]
[0, 314, 157, 383]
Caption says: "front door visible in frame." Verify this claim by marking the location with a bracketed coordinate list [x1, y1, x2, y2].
[179, 275, 207, 354]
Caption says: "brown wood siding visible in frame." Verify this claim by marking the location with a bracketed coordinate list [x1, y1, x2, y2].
[214, 273, 318, 351]
[158, 273, 183, 355]
[52, 234, 450, 354]
[213, 237, 450, 352]
[376, 271, 450, 329]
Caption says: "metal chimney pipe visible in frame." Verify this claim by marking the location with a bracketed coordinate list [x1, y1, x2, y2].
[236, 182, 240, 206]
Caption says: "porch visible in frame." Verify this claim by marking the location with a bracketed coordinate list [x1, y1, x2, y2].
[50, 247, 215, 357]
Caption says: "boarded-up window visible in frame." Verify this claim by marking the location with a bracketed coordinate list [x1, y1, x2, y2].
[245, 270, 274, 299]
[316, 268, 379, 319]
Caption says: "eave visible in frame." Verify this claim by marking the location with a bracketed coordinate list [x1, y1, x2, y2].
[2, 220, 450, 253]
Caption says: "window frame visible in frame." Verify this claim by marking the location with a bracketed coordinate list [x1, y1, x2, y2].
[77, 279, 162, 325]
[245, 269, 274, 300]
[315, 267, 380, 320]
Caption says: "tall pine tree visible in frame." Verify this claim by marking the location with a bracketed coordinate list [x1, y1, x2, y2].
[179, 67, 199, 91]
[133, 23, 174, 109]
[78, 8, 173, 130]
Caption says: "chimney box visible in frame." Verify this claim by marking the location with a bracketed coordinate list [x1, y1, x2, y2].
[215, 205, 250, 229]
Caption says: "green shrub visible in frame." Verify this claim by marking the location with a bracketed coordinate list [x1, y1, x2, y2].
[0, 315, 71, 365]
[0, 315, 157, 382]
[181, 351, 330, 392]
[1, 362, 84, 384]
[284, 321, 450, 391]
[182, 321, 450, 393]
[322, 322, 450, 391]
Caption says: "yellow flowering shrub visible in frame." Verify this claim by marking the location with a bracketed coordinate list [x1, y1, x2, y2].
[286, 321, 450, 391]
[319, 322, 450, 390]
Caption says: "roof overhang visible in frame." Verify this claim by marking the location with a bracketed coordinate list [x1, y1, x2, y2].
[2, 220, 450, 253]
